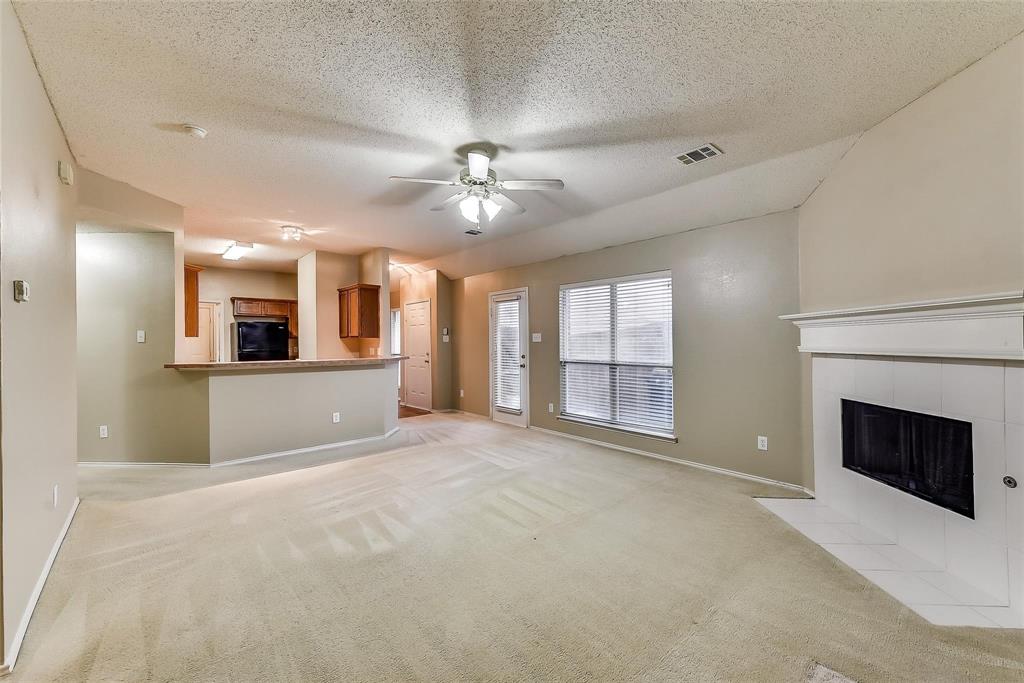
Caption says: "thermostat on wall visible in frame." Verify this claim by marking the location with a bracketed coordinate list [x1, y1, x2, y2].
[13, 280, 30, 303]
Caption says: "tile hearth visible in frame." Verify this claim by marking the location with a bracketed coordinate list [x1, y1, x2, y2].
[758, 497, 1021, 628]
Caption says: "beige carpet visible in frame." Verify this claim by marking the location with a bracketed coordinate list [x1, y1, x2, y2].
[10, 414, 1023, 682]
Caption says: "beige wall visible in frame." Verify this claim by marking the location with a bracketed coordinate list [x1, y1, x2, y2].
[399, 269, 453, 410]
[198, 267, 297, 361]
[297, 251, 360, 359]
[0, 0, 79, 664]
[206, 365, 398, 464]
[799, 34, 1024, 311]
[76, 232, 210, 465]
[357, 247, 390, 357]
[75, 168, 188, 359]
[452, 211, 804, 486]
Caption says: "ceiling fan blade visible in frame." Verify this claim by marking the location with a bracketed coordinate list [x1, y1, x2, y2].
[497, 179, 565, 191]
[430, 191, 469, 212]
[389, 176, 459, 186]
[489, 192, 526, 215]
[467, 151, 490, 181]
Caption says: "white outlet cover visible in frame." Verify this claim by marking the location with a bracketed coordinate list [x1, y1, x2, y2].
[442, 335, 450, 343]
[99, 425, 108, 438]
[52, 484, 59, 509]
[548, 402, 554, 413]
[136, 330, 146, 343]
[757, 436, 768, 451]
[532, 333, 542, 343]
[459, 389, 464, 398]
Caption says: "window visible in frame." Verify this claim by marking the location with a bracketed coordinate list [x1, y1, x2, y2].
[559, 272, 673, 438]
[390, 309, 401, 356]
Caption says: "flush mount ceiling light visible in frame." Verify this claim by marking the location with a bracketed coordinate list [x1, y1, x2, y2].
[221, 241, 253, 260]
[280, 225, 304, 241]
[182, 123, 208, 139]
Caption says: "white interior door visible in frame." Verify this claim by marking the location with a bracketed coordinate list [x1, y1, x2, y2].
[404, 300, 432, 410]
[183, 301, 218, 362]
[490, 289, 529, 427]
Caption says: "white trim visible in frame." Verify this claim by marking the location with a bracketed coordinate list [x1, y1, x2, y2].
[210, 427, 401, 467]
[779, 291, 1023, 320]
[78, 461, 209, 468]
[4, 497, 80, 673]
[76, 428, 402, 470]
[780, 292, 1024, 360]
[559, 269, 673, 291]
[528, 426, 811, 495]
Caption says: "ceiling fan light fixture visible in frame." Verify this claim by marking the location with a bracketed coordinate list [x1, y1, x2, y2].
[458, 196, 480, 223]
[481, 197, 501, 221]
[467, 151, 490, 180]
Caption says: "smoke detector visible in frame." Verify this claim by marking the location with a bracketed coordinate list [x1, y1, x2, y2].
[182, 123, 208, 139]
[676, 143, 722, 166]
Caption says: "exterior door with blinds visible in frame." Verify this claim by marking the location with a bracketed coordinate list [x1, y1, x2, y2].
[489, 289, 529, 427]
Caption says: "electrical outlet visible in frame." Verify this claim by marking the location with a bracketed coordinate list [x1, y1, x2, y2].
[136, 329, 146, 343]
[52, 484, 59, 509]
[332, 412, 341, 424]
[459, 389, 464, 398]
[757, 435, 768, 451]
[548, 402, 554, 413]
[99, 425, 108, 438]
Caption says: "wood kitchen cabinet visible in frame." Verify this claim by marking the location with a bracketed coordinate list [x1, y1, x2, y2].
[338, 284, 380, 338]
[231, 297, 296, 318]
[184, 264, 203, 337]
[287, 302, 299, 338]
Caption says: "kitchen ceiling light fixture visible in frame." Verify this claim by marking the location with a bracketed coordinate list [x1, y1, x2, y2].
[280, 225, 304, 241]
[221, 241, 253, 260]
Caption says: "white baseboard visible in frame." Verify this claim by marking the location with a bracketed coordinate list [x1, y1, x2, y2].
[527, 426, 812, 496]
[76, 428, 403, 470]
[211, 426, 402, 467]
[78, 461, 209, 468]
[3, 497, 80, 673]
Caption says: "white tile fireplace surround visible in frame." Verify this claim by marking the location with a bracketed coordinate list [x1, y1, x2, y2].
[773, 292, 1024, 627]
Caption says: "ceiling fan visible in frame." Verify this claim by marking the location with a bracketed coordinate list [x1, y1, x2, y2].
[389, 150, 564, 233]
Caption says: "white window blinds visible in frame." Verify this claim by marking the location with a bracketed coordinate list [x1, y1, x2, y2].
[492, 297, 522, 412]
[559, 273, 673, 437]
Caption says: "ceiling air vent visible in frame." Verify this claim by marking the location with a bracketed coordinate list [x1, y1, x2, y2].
[676, 143, 723, 166]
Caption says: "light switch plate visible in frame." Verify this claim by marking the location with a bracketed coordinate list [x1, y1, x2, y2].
[136, 330, 146, 343]
[332, 412, 341, 424]
[531, 332, 542, 343]
[99, 425, 108, 439]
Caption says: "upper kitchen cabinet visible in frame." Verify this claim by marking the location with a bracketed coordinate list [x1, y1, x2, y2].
[231, 297, 295, 317]
[184, 264, 203, 337]
[339, 283, 380, 338]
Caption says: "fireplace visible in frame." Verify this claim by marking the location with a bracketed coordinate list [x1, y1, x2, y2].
[842, 399, 974, 519]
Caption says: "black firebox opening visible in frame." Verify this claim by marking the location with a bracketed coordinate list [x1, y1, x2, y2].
[841, 399, 974, 519]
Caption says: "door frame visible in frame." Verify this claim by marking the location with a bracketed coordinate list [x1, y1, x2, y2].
[199, 299, 223, 362]
[402, 298, 432, 410]
[488, 287, 530, 427]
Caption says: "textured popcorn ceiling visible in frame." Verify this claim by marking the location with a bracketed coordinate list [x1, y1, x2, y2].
[14, 1, 1024, 274]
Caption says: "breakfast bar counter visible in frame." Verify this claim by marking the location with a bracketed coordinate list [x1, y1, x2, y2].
[165, 356, 404, 465]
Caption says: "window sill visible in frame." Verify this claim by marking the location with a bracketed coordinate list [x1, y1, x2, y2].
[556, 415, 678, 443]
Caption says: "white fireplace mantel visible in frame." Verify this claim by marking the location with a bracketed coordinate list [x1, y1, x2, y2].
[780, 291, 1024, 360]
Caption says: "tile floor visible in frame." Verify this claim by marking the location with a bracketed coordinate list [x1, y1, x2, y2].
[758, 497, 1022, 628]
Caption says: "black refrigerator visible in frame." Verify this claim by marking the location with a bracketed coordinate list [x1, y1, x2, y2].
[232, 321, 289, 361]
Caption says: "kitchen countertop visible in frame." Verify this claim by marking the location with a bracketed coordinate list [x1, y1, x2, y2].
[165, 356, 406, 371]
